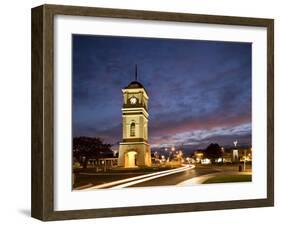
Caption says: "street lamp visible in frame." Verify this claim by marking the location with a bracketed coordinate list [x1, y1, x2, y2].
[233, 140, 239, 163]
[243, 149, 247, 171]
[221, 147, 224, 164]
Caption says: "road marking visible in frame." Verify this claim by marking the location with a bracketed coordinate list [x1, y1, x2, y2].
[110, 165, 195, 189]
[177, 173, 215, 186]
[177, 171, 252, 186]
[83, 165, 194, 190]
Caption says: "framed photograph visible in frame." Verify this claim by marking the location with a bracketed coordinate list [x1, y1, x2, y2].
[31, 4, 274, 221]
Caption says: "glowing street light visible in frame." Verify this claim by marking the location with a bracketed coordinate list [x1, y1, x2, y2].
[233, 140, 239, 163]
[234, 140, 238, 147]
[221, 147, 224, 164]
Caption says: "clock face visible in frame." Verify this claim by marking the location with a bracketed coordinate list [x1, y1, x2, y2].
[130, 97, 137, 104]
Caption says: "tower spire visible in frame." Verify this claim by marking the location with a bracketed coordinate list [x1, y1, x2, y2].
[135, 64, 138, 81]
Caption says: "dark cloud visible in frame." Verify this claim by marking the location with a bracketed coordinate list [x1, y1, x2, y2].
[73, 35, 252, 149]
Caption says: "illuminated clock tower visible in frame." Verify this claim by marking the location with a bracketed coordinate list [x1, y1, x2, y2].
[118, 66, 152, 168]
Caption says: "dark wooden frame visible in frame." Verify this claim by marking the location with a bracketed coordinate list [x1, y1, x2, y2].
[31, 4, 274, 221]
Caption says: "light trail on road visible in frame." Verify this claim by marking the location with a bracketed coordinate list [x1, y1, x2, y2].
[110, 165, 195, 189]
[83, 165, 195, 190]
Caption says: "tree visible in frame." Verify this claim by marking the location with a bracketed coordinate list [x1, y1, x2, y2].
[204, 143, 222, 163]
[73, 137, 112, 168]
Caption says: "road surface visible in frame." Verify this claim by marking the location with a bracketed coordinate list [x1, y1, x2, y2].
[128, 166, 220, 188]
[75, 165, 229, 190]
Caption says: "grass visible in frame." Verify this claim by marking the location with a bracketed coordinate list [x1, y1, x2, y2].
[203, 174, 252, 184]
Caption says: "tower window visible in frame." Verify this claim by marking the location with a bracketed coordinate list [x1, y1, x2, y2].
[130, 122, 135, 137]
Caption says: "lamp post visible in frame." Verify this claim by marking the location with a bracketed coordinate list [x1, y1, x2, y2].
[233, 140, 239, 163]
[233, 140, 241, 171]
[243, 149, 247, 171]
[221, 147, 224, 164]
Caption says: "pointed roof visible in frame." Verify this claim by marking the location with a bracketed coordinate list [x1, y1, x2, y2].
[123, 64, 148, 94]
[125, 80, 145, 89]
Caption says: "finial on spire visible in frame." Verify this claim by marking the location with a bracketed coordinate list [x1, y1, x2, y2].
[135, 64, 138, 81]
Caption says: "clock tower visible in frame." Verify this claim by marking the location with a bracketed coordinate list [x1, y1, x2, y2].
[118, 66, 152, 168]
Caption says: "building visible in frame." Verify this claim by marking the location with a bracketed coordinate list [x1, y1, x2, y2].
[87, 158, 118, 169]
[118, 67, 152, 168]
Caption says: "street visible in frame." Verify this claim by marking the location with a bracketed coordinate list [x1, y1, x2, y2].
[123, 166, 219, 188]
[73, 164, 251, 190]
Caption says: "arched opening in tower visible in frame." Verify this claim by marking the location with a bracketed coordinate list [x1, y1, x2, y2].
[125, 151, 138, 168]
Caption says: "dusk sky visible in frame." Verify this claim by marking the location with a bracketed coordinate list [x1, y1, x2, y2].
[72, 34, 252, 151]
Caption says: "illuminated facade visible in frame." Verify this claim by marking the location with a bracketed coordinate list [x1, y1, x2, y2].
[118, 69, 152, 168]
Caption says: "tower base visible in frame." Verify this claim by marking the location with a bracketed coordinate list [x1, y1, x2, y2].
[118, 142, 151, 168]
